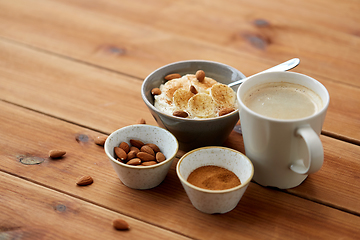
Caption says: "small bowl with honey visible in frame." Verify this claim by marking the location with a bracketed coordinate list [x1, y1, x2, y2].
[176, 146, 254, 214]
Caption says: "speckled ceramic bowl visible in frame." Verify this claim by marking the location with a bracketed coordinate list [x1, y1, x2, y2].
[176, 146, 254, 214]
[141, 60, 246, 151]
[104, 124, 178, 190]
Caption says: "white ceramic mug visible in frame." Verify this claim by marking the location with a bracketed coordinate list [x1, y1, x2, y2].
[237, 71, 330, 189]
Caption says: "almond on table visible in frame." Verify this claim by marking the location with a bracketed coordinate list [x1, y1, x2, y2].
[94, 135, 107, 146]
[136, 118, 146, 124]
[49, 150, 66, 159]
[76, 175, 93, 186]
[112, 219, 130, 230]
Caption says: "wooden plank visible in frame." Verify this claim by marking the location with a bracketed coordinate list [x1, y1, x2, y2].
[0, 0, 358, 87]
[0, 101, 360, 239]
[0, 172, 190, 240]
[0, 38, 359, 144]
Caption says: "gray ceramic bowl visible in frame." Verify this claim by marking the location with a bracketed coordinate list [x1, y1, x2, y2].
[141, 60, 246, 151]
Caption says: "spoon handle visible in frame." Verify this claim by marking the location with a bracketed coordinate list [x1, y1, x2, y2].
[228, 58, 300, 88]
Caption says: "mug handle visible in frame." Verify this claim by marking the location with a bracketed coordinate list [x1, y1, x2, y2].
[290, 125, 324, 175]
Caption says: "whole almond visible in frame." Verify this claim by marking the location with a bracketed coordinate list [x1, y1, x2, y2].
[137, 118, 146, 124]
[127, 150, 137, 160]
[140, 145, 155, 156]
[49, 150, 66, 159]
[141, 161, 157, 166]
[130, 139, 144, 149]
[219, 107, 235, 116]
[94, 136, 107, 146]
[137, 152, 155, 161]
[119, 142, 130, 153]
[151, 88, 161, 95]
[127, 158, 142, 165]
[145, 143, 160, 152]
[195, 70, 205, 82]
[190, 85, 198, 94]
[164, 73, 181, 81]
[173, 110, 188, 118]
[76, 175, 93, 186]
[156, 152, 166, 163]
[114, 147, 127, 161]
[113, 219, 129, 230]
[130, 146, 140, 153]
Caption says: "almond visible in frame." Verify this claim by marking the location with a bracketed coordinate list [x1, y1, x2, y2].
[190, 85, 198, 94]
[119, 142, 130, 153]
[156, 152, 166, 163]
[113, 219, 129, 230]
[114, 147, 127, 161]
[127, 158, 142, 165]
[219, 107, 235, 116]
[195, 70, 205, 82]
[137, 152, 155, 161]
[173, 110, 188, 118]
[94, 136, 107, 146]
[141, 161, 157, 166]
[140, 145, 155, 156]
[164, 73, 181, 81]
[130, 139, 144, 149]
[151, 88, 161, 95]
[130, 146, 140, 153]
[127, 150, 137, 160]
[145, 143, 160, 152]
[76, 175, 93, 186]
[49, 150, 66, 159]
[137, 118, 146, 124]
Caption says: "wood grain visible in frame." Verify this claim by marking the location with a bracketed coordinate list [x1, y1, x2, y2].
[0, 101, 359, 239]
[0, 172, 190, 240]
[0, 0, 358, 86]
[1, 0, 360, 238]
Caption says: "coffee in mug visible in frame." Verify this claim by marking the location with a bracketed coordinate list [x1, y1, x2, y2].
[237, 71, 329, 189]
[243, 82, 323, 120]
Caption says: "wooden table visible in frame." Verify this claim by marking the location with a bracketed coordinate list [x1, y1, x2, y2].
[1, 0, 359, 239]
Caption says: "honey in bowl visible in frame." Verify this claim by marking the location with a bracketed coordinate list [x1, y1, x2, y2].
[187, 165, 241, 190]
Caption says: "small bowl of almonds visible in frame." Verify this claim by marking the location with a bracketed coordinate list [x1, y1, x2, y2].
[141, 60, 246, 151]
[104, 124, 178, 189]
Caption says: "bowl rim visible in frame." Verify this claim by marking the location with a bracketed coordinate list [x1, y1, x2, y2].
[141, 59, 245, 122]
[104, 124, 179, 169]
[176, 146, 254, 193]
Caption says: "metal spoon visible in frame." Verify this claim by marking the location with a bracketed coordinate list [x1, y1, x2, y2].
[228, 58, 300, 88]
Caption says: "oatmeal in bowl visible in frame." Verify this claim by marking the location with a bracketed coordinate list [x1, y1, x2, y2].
[141, 60, 245, 151]
[153, 70, 237, 119]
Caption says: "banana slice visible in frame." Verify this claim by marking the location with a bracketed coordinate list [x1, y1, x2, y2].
[210, 83, 236, 108]
[162, 76, 191, 99]
[190, 75, 217, 93]
[173, 88, 194, 110]
[188, 93, 216, 118]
